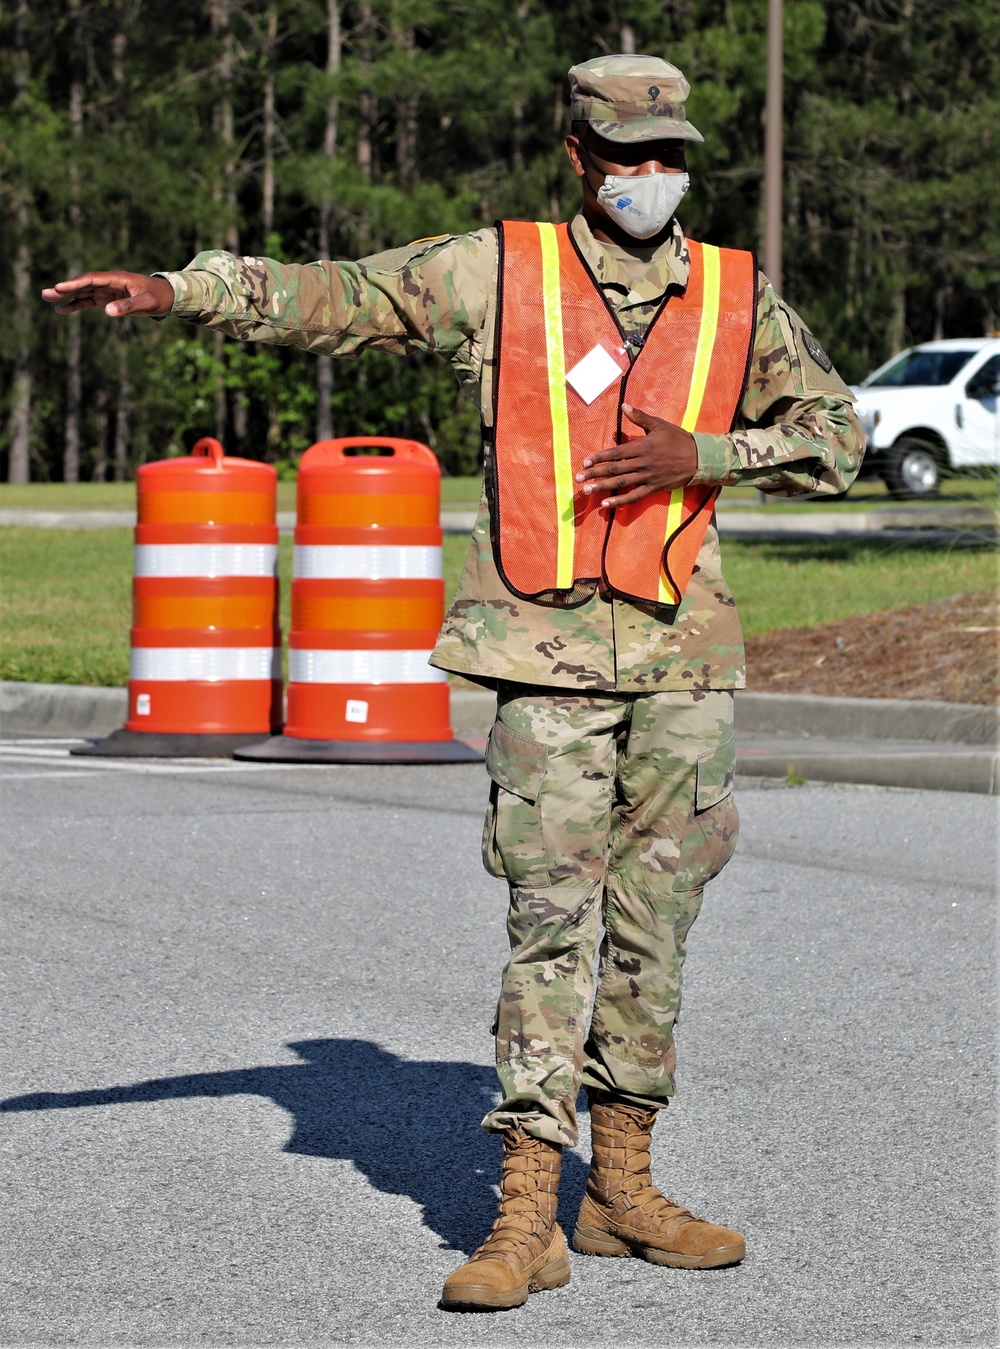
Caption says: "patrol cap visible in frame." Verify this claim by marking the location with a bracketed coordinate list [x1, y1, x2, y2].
[568, 54, 703, 144]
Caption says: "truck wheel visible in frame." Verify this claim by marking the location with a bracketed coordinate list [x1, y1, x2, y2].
[881, 439, 942, 499]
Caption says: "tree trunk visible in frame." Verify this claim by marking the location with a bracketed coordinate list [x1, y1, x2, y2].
[91, 386, 109, 482]
[214, 333, 228, 443]
[316, 0, 341, 444]
[510, 4, 526, 169]
[262, 4, 277, 240]
[933, 190, 953, 342]
[212, 1, 240, 254]
[7, 0, 32, 483]
[108, 10, 131, 481]
[262, 3, 279, 455]
[210, 0, 240, 447]
[549, 83, 563, 219]
[932, 279, 951, 343]
[511, 97, 524, 171]
[63, 0, 85, 483]
[888, 285, 907, 355]
[64, 325, 82, 482]
[315, 359, 335, 443]
[7, 370, 32, 483]
[113, 323, 130, 482]
[356, 1, 375, 253]
[357, 2, 374, 184]
[392, 15, 417, 191]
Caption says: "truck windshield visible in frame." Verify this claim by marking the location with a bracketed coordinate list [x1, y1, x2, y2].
[868, 350, 975, 387]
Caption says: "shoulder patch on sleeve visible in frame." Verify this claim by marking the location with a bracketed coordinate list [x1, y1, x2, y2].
[777, 301, 855, 400]
[801, 329, 832, 372]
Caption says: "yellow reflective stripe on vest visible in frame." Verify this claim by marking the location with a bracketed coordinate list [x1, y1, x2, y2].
[537, 223, 576, 589]
[657, 244, 722, 605]
[657, 491, 687, 604]
[681, 244, 721, 432]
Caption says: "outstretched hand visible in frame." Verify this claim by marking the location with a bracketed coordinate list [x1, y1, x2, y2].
[41, 271, 174, 318]
[575, 404, 698, 507]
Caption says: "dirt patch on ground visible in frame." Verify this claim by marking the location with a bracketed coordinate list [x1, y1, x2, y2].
[746, 591, 999, 705]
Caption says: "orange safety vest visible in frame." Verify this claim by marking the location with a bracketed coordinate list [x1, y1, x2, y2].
[492, 220, 756, 610]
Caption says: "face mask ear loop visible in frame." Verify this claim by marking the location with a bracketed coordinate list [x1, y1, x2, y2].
[576, 138, 605, 196]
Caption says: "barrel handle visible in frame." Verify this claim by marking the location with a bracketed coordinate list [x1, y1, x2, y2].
[306, 436, 439, 469]
[191, 437, 226, 468]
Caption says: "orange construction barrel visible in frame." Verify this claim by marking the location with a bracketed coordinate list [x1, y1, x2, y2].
[73, 438, 281, 757]
[236, 436, 479, 763]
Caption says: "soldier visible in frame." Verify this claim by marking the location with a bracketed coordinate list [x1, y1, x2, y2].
[44, 55, 862, 1313]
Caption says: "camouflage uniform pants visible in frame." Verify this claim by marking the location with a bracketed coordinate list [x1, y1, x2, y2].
[480, 684, 739, 1147]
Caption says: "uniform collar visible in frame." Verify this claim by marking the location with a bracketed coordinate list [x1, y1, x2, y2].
[569, 212, 691, 292]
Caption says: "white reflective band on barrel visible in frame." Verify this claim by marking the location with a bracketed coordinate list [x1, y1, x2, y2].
[134, 543, 278, 577]
[289, 649, 446, 685]
[130, 647, 281, 681]
[294, 544, 442, 580]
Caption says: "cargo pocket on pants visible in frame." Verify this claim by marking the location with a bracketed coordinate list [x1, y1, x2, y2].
[695, 729, 736, 813]
[481, 719, 549, 884]
[674, 729, 739, 893]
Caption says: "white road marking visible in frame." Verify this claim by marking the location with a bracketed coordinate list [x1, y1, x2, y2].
[0, 741, 338, 777]
[0, 739, 81, 750]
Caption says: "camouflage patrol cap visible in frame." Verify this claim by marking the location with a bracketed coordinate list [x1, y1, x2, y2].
[568, 54, 703, 144]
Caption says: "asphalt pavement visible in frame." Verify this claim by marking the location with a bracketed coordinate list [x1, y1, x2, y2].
[1, 743, 996, 1346]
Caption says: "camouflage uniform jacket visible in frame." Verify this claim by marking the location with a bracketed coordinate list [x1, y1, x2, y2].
[160, 215, 863, 693]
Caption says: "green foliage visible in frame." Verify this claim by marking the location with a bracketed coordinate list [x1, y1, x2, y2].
[2, 0, 998, 479]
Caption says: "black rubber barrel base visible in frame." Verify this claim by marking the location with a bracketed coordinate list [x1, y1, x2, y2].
[70, 727, 275, 758]
[233, 734, 483, 764]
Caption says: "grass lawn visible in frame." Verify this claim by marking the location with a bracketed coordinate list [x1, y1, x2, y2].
[720, 536, 998, 635]
[0, 478, 485, 513]
[1, 528, 135, 686]
[2, 524, 996, 687]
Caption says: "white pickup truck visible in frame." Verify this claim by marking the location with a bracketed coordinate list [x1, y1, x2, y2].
[851, 337, 1000, 497]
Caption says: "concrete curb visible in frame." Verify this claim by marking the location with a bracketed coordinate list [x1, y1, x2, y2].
[0, 509, 480, 537]
[734, 691, 997, 745]
[2, 681, 996, 794]
[0, 509, 140, 529]
[714, 504, 996, 537]
[3, 504, 996, 540]
[735, 736, 997, 796]
[1, 681, 128, 738]
[448, 688, 998, 744]
[448, 689, 999, 795]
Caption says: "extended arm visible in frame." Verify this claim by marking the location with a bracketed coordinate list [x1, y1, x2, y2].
[42, 232, 495, 381]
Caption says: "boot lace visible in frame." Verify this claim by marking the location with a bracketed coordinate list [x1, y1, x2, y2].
[589, 1099, 704, 1231]
[471, 1130, 561, 1265]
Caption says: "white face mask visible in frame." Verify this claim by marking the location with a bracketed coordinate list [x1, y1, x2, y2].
[596, 170, 690, 240]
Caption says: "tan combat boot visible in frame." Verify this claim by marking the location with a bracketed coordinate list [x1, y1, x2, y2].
[573, 1093, 745, 1269]
[441, 1127, 571, 1311]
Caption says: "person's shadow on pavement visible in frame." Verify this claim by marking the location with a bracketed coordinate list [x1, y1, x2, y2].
[0, 1037, 589, 1254]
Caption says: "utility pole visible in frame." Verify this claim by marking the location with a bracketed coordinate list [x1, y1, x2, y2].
[758, 0, 784, 505]
[764, 0, 783, 294]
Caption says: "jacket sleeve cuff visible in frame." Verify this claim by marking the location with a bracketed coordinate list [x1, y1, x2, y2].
[690, 432, 735, 485]
[152, 269, 228, 318]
